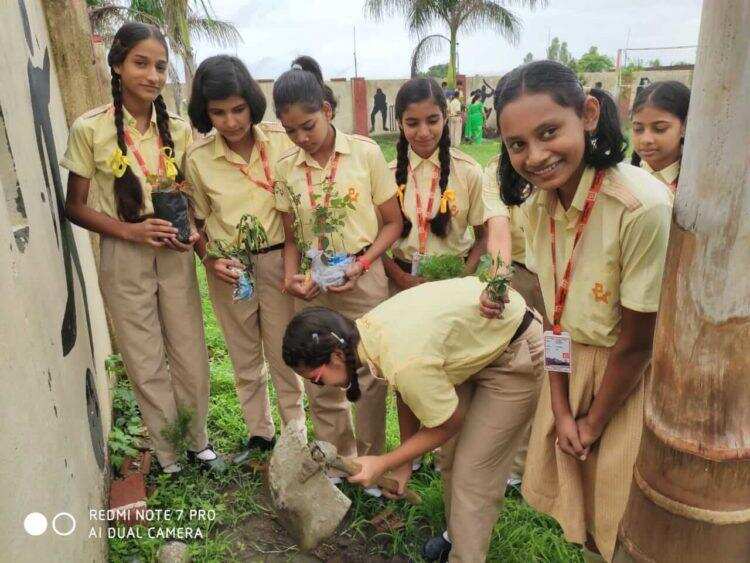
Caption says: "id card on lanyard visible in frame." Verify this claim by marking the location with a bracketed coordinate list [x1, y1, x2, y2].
[409, 165, 439, 275]
[543, 169, 605, 374]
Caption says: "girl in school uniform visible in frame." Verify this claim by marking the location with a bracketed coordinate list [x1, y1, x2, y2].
[272, 56, 403, 471]
[281, 276, 544, 563]
[382, 77, 493, 294]
[184, 55, 304, 464]
[630, 80, 691, 192]
[62, 23, 223, 475]
[484, 60, 672, 562]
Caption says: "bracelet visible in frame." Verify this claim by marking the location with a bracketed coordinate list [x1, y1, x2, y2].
[356, 256, 371, 272]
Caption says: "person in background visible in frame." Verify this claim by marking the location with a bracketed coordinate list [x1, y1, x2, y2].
[370, 87, 389, 133]
[448, 92, 463, 147]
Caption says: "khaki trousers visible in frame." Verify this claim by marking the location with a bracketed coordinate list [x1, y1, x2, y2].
[508, 263, 548, 479]
[206, 249, 303, 441]
[449, 116, 463, 147]
[440, 320, 544, 562]
[99, 236, 210, 467]
[299, 258, 390, 458]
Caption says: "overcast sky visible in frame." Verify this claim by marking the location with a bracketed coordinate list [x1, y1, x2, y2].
[192, 0, 703, 80]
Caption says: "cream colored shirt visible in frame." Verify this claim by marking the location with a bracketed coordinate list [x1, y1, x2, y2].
[185, 123, 293, 246]
[641, 159, 680, 192]
[61, 104, 192, 220]
[356, 276, 527, 428]
[448, 98, 462, 118]
[389, 147, 490, 261]
[274, 129, 396, 254]
[523, 164, 672, 347]
[483, 155, 526, 264]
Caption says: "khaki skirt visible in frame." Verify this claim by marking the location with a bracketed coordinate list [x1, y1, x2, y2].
[522, 342, 645, 562]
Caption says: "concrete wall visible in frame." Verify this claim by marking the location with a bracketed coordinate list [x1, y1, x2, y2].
[0, 0, 112, 560]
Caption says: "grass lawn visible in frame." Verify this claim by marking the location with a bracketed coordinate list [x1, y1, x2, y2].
[374, 132, 501, 167]
[106, 132, 582, 562]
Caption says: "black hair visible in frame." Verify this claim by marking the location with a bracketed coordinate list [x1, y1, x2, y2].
[493, 60, 626, 206]
[282, 307, 362, 402]
[188, 55, 267, 134]
[630, 80, 691, 167]
[394, 77, 452, 238]
[273, 55, 337, 117]
[108, 22, 180, 222]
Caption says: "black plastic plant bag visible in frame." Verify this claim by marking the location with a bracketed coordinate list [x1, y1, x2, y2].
[152, 189, 190, 243]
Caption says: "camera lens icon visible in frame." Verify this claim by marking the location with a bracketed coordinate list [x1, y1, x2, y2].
[23, 512, 76, 536]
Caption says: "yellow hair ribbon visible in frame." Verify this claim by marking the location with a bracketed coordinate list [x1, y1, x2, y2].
[161, 146, 178, 180]
[396, 184, 405, 207]
[439, 188, 456, 214]
[108, 148, 130, 178]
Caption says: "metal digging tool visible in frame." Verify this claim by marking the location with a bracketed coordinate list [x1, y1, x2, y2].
[268, 422, 423, 551]
[267, 419, 351, 551]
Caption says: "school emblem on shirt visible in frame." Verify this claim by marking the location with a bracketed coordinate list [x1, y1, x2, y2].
[592, 282, 611, 304]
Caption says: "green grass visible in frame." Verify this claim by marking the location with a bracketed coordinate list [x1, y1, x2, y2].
[107, 166, 581, 562]
[374, 132, 501, 167]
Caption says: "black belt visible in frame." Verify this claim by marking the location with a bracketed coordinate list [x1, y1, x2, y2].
[510, 309, 536, 344]
[252, 242, 284, 255]
[511, 260, 531, 274]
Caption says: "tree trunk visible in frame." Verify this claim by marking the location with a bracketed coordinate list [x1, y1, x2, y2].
[447, 27, 457, 88]
[614, 2, 750, 561]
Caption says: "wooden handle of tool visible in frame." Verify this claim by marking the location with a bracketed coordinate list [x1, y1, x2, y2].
[338, 458, 422, 505]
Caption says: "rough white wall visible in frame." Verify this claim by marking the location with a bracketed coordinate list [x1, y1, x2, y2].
[0, 0, 111, 560]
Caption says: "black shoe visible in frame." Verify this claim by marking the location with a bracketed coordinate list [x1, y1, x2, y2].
[422, 533, 451, 562]
[186, 443, 227, 474]
[383, 127, 389, 131]
[233, 435, 276, 465]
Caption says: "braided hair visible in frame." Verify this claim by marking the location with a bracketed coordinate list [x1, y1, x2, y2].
[282, 307, 362, 402]
[394, 77, 452, 238]
[108, 22, 182, 222]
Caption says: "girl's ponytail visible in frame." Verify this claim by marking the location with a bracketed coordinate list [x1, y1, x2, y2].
[395, 129, 413, 237]
[430, 123, 451, 237]
[498, 143, 531, 206]
[585, 87, 626, 168]
[274, 55, 337, 117]
[153, 94, 184, 184]
[111, 72, 144, 222]
[291, 56, 337, 115]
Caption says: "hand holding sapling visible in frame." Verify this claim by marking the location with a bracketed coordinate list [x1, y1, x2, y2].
[477, 253, 513, 318]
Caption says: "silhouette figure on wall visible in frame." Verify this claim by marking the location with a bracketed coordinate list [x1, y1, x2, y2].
[370, 88, 388, 132]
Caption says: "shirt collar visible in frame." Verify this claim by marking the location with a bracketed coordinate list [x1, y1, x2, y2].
[536, 166, 597, 224]
[408, 146, 440, 170]
[120, 103, 158, 129]
[642, 159, 680, 186]
[213, 124, 270, 166]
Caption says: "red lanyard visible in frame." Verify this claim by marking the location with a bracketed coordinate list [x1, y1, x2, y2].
[409, 164, 440, 254]
[550, 169, 605, 334]
[231, 142, 275, 195]
[669, 176, 678, 193]
[122, 128, 165, 185]
[305, 152, 342, 249]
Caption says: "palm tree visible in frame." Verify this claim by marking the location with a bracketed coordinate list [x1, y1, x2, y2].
[364, 0, 548, 86]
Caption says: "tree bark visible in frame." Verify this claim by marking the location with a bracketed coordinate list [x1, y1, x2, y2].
[615, 2, 750, 561]
[447, 27, 457, 88]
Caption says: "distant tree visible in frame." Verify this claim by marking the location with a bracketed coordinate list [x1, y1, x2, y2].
[546, 37, 576, 70]
[546, 37, 560, 61]
[577, 46, 615, 72]
[426, 63, 449, 79]
[648, 58, 662, 68]
[523, 52, 533, 63]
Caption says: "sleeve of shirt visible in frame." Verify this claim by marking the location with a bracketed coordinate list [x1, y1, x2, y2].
[368, 143, 397, 205]
[273, 159, 293, 213]
[521, 202, 537, 274]
[60, 117, 95, 179]
[480, 162, 509, 223]
[393, 357, 459, 429]
[464, 162, 489, 227]
[619, 202, 671, 312]
[183, 156, 211, 221]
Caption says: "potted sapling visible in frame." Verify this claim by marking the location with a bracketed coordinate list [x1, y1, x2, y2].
[477, 252, 514, 302]
[149, 154, 192, 243]
[205, 214, 269, 301]
[416, 253, 466, 281]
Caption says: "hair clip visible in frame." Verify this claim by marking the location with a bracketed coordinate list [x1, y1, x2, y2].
[330, 331, 346, 346]
[311, 332, 319, 344]
[291, 63, 303, 70]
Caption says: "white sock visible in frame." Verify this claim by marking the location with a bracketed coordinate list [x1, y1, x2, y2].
[163, 463, 182, 474]
[442, 530, 451, 543]
[327, 475, 343, 486]
[364, 486, 382, 498]
[196, 447, 217, 461]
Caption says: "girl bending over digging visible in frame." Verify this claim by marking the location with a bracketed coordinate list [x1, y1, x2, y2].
[484, 60, 672, 561]
[282, 276, 543, 562]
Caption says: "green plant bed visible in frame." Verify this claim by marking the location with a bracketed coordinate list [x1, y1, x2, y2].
[417, 253, 466, 281]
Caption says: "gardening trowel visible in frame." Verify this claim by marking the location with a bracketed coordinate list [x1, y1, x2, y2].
[267, 420, 422, 551]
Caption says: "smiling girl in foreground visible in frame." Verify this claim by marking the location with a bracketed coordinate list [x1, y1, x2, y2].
[630, 80, 691, 192]
[273, 56, 403, 470]
[490, 60, 672, 561]
[62, 23, 222, 475]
